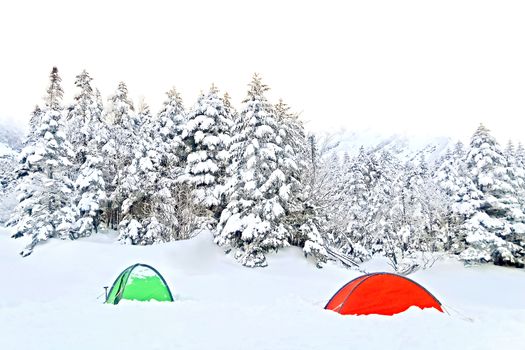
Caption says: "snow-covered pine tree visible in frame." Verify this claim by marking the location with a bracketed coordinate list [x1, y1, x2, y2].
[215, 74, 291, 267]
[11, 106, 44, 184]
[180, 84, 232, 220]
[89, 87, 107, 150]
[435, 148, 461, 198]
[74, 154, 105, 237]
[94, 88, 104, 118]
[503, 140, 525, 260]
[65, 70, 107, 238]
[67, 70, 95, 167]
[505, 141, 525, 208]
[3, 107, 45, 228]
[364, 150, 401, 257]
[100, 82, 135, 228]
[151, 88, 200, 239]
[321, 152, 346, 237]
[216, 91, 238, 212]
[433, 144, 472, 252]
[337, 147, 374, 260]
[46, 66, 63, 111]
[223, 92, 238, 122]
[505, 140, 516, 159]
[454, 140, 466, 158]
[105, 82, 135, 126]
[9, 67, 76, 256]
[466, 125, 512, 211]
[516, 142, 525, 168]
[460, 124, 525, 267]
[155, 87, 186, 164]
[8, 142, 40, 237]
[448, 142, 483, 219]
[513, 142, 525, 215]
[117, 99, 164, 244]
[274, 99, 327, 266]
[27, 105, 44, 142]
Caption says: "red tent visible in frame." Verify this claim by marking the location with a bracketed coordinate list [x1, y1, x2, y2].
[325, 272, 443, 316]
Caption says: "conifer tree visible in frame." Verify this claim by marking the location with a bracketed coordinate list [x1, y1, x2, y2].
[505, 141, 525, 199]
[101, 82, 135, 228]
[117, 95, 196, 244]
[516, 142, 525, 168]
[117, 99, 164, 244]
[223, 92, 238, 122]
[180, 85, 232, 219]
[66, 70, 99, 167]
[9, 67, 76, 256]
[339, 147, 373, 259]
[74, 154, 106, 237]
[365, 150, 401, 257]
[155, 87, 186, 164]
[274, 99, 327, 265]
[459, 124, 525, 266]
[151, 88, 198, 239]
[65, 70, 107, 238]
[216, 74, 292, 267]
[46, 67, 64, 112]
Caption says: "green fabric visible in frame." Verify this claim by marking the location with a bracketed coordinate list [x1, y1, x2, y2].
[121, 273, 172, 302]
[105, 264, 173, 304]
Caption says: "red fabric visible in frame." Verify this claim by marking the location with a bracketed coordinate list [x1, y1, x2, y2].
[326, 273, 443, 316]
[325, 276, 368, 312]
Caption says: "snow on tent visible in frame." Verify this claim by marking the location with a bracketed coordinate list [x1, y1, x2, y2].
[105, 264, 174, 304]
[325, 272, 443, 316]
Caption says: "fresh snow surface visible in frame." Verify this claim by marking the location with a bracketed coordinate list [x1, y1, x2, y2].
[0, 227, 524, 350]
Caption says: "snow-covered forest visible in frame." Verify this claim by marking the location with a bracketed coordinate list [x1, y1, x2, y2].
[2, 67, 525, 269]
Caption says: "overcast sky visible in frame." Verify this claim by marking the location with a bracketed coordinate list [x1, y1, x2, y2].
[1, 0, 524, 143]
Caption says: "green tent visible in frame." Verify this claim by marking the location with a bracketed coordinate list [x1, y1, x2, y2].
[106, 263, 174, 304]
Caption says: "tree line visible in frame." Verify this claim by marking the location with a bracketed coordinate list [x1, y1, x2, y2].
[5, 67, 525, 269]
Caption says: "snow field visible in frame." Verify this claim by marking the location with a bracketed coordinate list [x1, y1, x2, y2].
[0, 228, 524, 350]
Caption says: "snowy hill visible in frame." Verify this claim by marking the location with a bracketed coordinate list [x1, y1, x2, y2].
[0, 137, 19, 158]
[0, 226, 523, 350]
[0, 118, 23, 156]
[327, 128, 457, 164]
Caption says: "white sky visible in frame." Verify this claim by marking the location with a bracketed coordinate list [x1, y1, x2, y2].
[1, 0, 524, 143]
